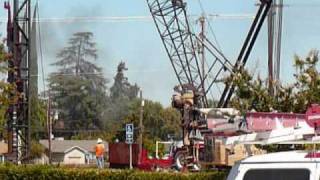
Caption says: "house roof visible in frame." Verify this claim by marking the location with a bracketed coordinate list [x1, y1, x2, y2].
[64, 146, 88, 154]
[0, 142, 8, 154]
[39, 140, 108, 153]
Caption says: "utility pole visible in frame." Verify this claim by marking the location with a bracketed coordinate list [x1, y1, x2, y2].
[47, 94, 52, 164]
[274, 0, 283, 88]
[268, 1, 275, 96]
[138, 90, 144, 164]
[268, 0, 284, 95]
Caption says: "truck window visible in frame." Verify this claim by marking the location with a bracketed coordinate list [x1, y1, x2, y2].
[243, 169, 310, 180]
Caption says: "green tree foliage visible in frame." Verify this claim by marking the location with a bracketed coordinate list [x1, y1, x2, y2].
[230, 70, 277, 113]
[110, 62, 139, 100]
[292, 50, 320, 112]
[29, 140, 45, 159]
[104, 62, 139, 129]
[0, 42, 15, 135]
[101, 63, 181, 144]
[30, 98, 47, 139]
[49, 36, 182, 144]
[48, 32, 108, 130]
[120, 100, 181, 142]
[107, 99, 181, 156]
[231, 50, 320, 114]
[52, 32, 106, 87]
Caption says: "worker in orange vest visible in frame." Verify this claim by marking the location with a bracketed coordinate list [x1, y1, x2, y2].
[95, 138, 105, 169]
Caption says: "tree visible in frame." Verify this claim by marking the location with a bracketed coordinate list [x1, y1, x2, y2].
[120, 100, 181, 142]
[231, 50, 320, 114]
[29, 140, 45, 159]
[71, 62, 141, 140]
[30, 98, 47, 139]
[52, 32, 107, 90]
[292, 50, 320, 112]
[110, 62, 139, 100]
[0, 41, 16, 136]
[103, 62, 139, 129]
[48, 32, 108, 130]
[230, 70, 276, 113]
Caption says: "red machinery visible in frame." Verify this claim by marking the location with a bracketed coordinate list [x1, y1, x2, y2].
[147, 0, 274, 170]
[210, 105, 320, 147]
[206, 104, 320, 135]
[147, 0, 320, 171]
[109, 142, 175, 170]
[306, 104, 320, 129]
[109, 104, 320, 171]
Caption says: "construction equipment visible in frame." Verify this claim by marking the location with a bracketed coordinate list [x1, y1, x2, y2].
[109, 142, 177, 170]
[147, 0, 273, 170]
[4, 0, 32, 163]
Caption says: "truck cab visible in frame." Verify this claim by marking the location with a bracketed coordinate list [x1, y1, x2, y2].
[227, 151, 320, 180]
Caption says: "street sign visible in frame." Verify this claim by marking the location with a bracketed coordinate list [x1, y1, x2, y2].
[125, 123, 134, 169]
[126, 123, 134, 144]
[126, 123, 134, 134]
[126, 138, 133, 144]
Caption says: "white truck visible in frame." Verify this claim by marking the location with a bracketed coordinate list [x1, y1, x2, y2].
[227, 150, 320, 180]
[223, 104, 320, 180]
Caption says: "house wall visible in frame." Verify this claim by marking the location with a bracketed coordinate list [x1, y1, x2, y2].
[64, 149, 86, 164]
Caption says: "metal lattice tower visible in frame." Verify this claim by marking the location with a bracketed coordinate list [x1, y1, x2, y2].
[6, 0, 31, 163]
[147, 0, 233, 108]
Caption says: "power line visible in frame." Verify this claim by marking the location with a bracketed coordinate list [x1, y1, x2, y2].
[207, 14, 255, 20]
[0, 16, 153, 23]
[0, 14, 256, 23]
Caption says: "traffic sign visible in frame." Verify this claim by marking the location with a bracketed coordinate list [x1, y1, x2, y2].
[126, 124, 134, 144]
[126, 124, 134, 134]
[126, 138, 133, 144]
[126, 134, 133, 139]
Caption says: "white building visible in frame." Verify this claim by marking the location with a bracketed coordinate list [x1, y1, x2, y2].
[39, 140, 108, 165]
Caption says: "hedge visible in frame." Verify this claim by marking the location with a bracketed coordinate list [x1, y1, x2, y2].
[0, 165, 227, 180]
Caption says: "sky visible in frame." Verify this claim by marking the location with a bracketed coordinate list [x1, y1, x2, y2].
[1, 0, 320, 106]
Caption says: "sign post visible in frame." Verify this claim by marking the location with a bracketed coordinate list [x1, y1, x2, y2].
[126, 123, 134, 169]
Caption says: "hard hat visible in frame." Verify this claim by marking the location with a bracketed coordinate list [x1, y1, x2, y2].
[97, 138, 103, 144]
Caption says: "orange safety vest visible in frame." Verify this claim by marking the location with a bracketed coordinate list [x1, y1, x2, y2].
[95, 144, 105, 157]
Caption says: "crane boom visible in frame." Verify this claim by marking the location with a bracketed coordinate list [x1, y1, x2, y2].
[218, 0, 273, 108]
[147, 0, 205, 106]
[147, 0, 234, 108]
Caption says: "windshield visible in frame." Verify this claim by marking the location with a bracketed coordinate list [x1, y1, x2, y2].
[243, 169, 310, 180]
